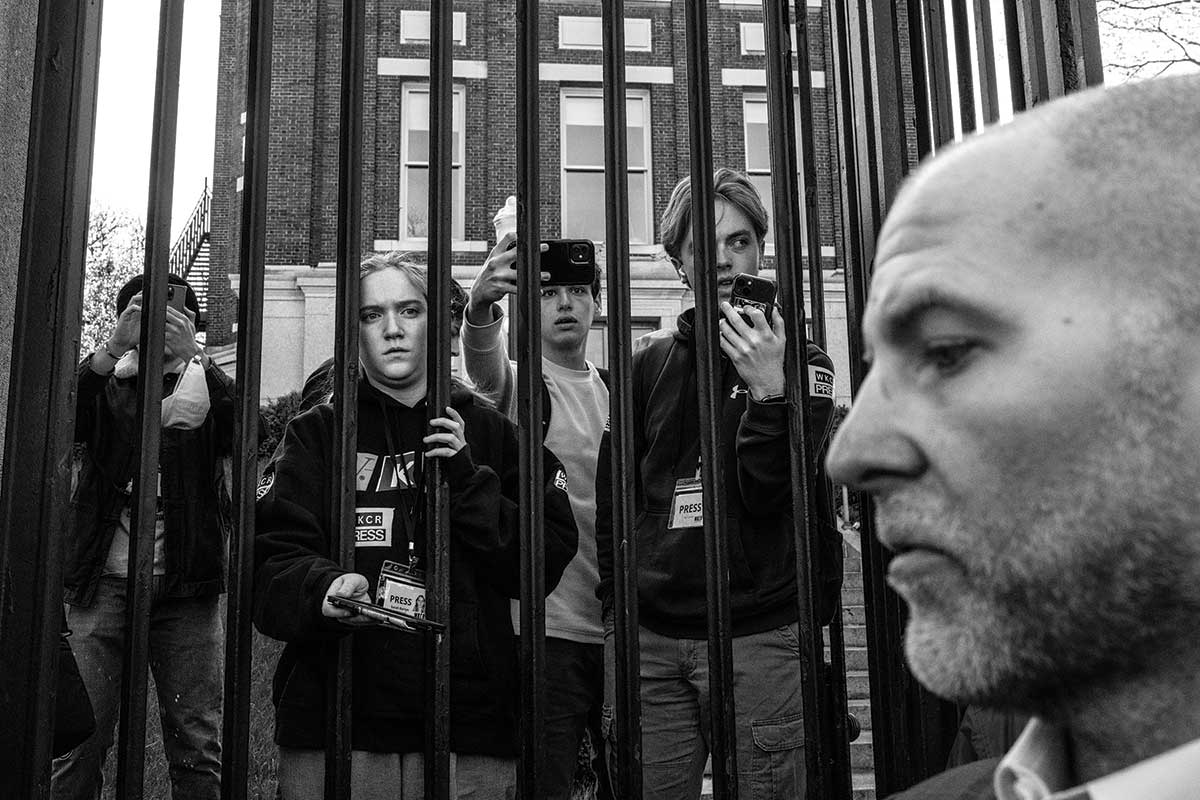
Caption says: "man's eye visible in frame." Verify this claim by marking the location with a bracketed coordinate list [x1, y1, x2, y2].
[540, 289, 557, 299]
[400, 307, 422, 318]
[922, 340, 976, 373]
[729, 237, 750, 252]
[569, 286, 588, 296]
[360, 311, 381, 323]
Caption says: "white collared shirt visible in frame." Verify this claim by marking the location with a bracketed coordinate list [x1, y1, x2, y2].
[995, 718, 1200, 800]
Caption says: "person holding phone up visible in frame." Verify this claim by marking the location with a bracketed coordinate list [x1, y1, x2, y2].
[594, 169, 837, 799]
[253, 253, 579, 800]
[462, 231, 614, 800]
[54, 274, 233, 800]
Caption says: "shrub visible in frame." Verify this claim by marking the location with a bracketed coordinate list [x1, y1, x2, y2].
[258, 391, 303, 459]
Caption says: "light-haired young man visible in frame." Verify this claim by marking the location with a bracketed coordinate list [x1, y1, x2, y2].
[595, 168, 836, 799]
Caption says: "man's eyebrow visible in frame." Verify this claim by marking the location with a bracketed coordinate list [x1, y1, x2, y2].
[873, 283, 1003, 338]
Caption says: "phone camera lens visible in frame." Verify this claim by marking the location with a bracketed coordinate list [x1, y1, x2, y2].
[570, 244, 588, 263]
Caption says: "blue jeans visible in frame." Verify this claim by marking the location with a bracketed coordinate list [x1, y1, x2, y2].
[542, 637, 611, 800]
[603, 623, 806, 800]
[277, 748, 516, 799]
[52, 576, 224, 800]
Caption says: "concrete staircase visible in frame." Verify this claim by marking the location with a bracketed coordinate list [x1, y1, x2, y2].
[843, 536, 877, 800]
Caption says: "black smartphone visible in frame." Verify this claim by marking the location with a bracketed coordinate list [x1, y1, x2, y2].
[167, 284, 186, 312]
[730, 274, 777, 324]
[326, 596, 447, 635]
[504, 238, 596, 286]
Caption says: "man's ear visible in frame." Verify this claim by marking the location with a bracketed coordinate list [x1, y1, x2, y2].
[671, 257, 690, 289]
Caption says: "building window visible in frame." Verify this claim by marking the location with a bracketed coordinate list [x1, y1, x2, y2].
[743, 93, 804, 251]
[558, 17, 653, 51]
[739, 22, 797, 56]
[399, 10, 467, 45]
[560, 88, 652, 244]
[400, 84, 465, 242]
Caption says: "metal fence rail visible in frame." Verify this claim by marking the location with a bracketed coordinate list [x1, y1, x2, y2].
[221, 0, 273, 797]
[0, 0, 103, 796]
[0, 0, 1105, 798]
[599, 2, 645, 797]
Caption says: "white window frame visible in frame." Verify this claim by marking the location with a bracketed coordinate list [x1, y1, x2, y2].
[399, 83, 467, 246]
[739, 22, 798, 56]
[399, 10, 467, 45]
[558, 16, 653, 51]
[743, 92, 807, 257]
[559, 87, 654, 245]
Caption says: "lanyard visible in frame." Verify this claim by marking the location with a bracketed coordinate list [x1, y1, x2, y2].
[675, 349, 734, 477]
[378, 398, 425, 566]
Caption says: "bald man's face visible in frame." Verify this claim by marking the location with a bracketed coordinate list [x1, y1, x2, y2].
[826, 137, 1200, 711]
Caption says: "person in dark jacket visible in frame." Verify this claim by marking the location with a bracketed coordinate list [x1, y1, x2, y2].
[254, 253, 579, 799]
[53, 274, 233, 800]
[595, 169, 836, 799]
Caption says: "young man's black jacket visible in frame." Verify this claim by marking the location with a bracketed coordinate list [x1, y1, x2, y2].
[64, 354, 236, 607]
[595, 307, 836, 638]
[254, 378, 579, 756]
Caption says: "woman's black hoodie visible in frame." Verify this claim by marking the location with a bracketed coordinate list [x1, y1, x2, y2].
[253, 378, 578, 756]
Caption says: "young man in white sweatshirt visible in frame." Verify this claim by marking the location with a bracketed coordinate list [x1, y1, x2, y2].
[462, 233, 611, 800]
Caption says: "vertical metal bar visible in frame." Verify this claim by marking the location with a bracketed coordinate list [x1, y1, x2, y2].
[824, 604, 854, 800]
[923, 0, 958, 147]
[682, 4, 738, 797]
[1002, 0, 1029, 111]
[972, 0, 1001, 124]
[1015, 0, 1051, 107]
[1065, 0, 1104, 89]
[515, 0, 546, 797]
[599, 3, 644, 797]
[838, 0, 883, 265]
[1053, 0, 1104, 92]
[834, 0, 963, 790]
[328, 0, 365, 797]
[824, 6, 870, 797]
[221, 1, 273, 798]
[790, 1, 827, 350]
[0, 1, 102, 797]
[115, 2, 185, 794]
[951, 0, 979, 133]
[424, 2, 454, 799]
[1003, 0, 1032, 110]
[764, 4, 826, 799]
[905, 0, 936, 160]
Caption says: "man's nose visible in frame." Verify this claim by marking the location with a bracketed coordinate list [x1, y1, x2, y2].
[825, 372, 926, 494]
[715, 242, 731, 268]
[384, 312, 404, 336]
[556, 288, 572, 308]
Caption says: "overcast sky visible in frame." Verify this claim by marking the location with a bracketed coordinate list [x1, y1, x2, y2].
[89, 1, 220, 240]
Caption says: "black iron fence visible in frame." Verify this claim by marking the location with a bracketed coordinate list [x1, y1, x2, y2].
[0, 1, 1102, 799]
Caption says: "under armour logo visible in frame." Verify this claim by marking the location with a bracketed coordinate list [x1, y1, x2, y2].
[730, 385, 748, 399]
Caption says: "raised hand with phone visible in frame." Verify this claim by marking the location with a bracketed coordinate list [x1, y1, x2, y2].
[99, 278, 206, 369]
[720, 273, 786, 402]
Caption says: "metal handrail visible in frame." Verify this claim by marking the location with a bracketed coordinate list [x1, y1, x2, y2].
[170, 179, 211, 279]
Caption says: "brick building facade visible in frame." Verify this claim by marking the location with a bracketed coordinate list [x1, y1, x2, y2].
[209, 0, 849, 398]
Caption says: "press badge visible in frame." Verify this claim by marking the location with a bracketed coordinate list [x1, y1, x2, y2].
[668, 478, 705, 530]
[377, 560, 427, 620]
